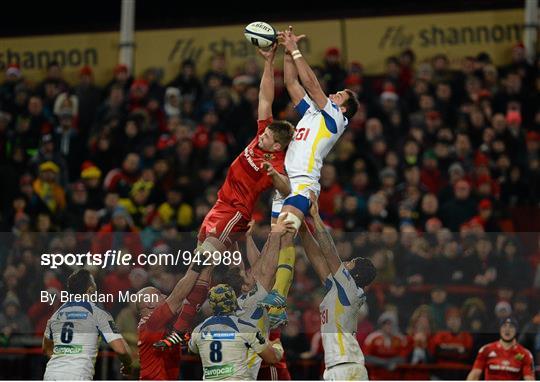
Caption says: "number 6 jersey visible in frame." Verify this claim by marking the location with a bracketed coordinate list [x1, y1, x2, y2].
[44, 302, 123, 380]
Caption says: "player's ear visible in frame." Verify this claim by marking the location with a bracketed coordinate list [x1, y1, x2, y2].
[273, 142, 282, 151]
[340, 106, 347, 114]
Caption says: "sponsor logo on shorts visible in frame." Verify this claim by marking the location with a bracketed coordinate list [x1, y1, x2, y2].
[203, 364, 235, 379]
[53, 345, 83, 355]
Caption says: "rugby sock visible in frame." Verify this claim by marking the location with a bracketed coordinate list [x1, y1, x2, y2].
[273, 244, 295, 298]
[173, 280, 209, 332]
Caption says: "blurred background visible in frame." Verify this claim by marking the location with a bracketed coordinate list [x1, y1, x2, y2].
[1, 0, 540, 379]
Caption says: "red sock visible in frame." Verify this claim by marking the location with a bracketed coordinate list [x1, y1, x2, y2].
[173, 280, 209, 332]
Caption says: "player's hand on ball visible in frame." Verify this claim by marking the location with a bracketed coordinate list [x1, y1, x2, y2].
[257, 43, 277, 61]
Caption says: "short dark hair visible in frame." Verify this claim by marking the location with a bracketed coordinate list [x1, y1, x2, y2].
[267, 120, 294, 149]
[67, 269, 93, 294]
[350, 257, 377, 288]
[212, 265, 244, 296]
[343, 89, 360, 120]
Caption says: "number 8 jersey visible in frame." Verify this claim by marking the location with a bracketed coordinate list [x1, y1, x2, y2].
[285, 95, 348, 195]
[44, 302, 123, 380]
[189, 314, 267, 380]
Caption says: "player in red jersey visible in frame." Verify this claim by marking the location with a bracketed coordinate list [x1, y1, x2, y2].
[136, 263, 208, 380]
[467, 317, 535, 380]
[153, 44, 294, 351]
[257, 329, 292, 380]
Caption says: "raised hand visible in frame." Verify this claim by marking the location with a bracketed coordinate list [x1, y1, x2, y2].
[258, 43, 278, 62]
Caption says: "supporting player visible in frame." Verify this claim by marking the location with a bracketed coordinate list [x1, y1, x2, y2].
[136, 262, 210, 380]
[154, 42, 294, 350]
[467, 317, 535, 381]
[42, 269, 133, 380]
[188, 284, 284, 380]
[242, 216, 294, 380]
[260, 26, 360, 314]
[298, 197, 376, 381]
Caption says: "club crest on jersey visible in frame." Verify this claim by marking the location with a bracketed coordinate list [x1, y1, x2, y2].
[263, 153, 274, 161]
[515, 353, 524, 361]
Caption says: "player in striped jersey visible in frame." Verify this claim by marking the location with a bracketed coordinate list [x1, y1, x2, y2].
[189, 284, 283, 380]
[260, 26, 360, 319]
[42, 269, 133, 380]
[298, 197, 376, 380]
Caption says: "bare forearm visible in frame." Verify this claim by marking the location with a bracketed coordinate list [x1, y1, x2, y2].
[246, 235, 261, 269]
[258, 232, 282, 290]
[258, 60, 274, 119]
[298, 224, 329, 282]
[284, 53, 298, 86]
[166, 269, 199, 312]
[312, 215, 341, 272]
[271, 173, 290, 197]
[292, 55, 321, 98]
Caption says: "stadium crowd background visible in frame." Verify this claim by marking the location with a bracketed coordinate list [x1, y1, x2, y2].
[1, 36, 540, 379]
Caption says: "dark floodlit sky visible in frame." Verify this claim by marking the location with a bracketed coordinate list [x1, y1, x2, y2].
[0, 0, 523, 37]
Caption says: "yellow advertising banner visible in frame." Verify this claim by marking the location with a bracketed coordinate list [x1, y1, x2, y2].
[0, 32, 119, 85]
[134, 20, 341, 83]
[0, 8, 527, 85]
[346, 9, 525, 73]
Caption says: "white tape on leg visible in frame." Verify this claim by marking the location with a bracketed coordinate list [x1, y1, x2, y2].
[279, 212, 302, 231]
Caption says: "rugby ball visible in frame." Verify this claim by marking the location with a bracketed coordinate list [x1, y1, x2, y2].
[244, 21, 276, 48]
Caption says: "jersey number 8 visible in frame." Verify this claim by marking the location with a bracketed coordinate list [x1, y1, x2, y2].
[210, 341, 222, 363]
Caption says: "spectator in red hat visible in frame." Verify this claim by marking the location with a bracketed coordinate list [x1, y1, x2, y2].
[74, 65, 102, 136]
[322, 46, 346, 94]
[503, 42, 533, 81]
[104, 63, 133, 97]
[466, 198, 501, 232]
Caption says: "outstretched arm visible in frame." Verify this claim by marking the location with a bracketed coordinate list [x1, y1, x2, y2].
[280, 29, 328, 109]
[258, 45, 277, 121]
[298, 222, 331, 283]
[165, 265, 205, 313]
[282, 27, 306, 105]
[309, 198, 342, 275]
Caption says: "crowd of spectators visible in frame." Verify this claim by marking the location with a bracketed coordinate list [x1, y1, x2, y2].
[1, 40, 540, 378]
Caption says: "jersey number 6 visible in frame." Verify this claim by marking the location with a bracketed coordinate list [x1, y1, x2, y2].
[61, 322, 74, 344]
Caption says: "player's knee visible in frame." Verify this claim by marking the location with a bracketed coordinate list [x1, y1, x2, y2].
[283, 194, 310, 216]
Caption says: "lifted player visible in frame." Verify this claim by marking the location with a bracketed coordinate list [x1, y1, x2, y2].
[260, 27, 360, 314]
[467, 317, 535, 381]
[298, 198, 376, 381]
[155, 43, 294, 350]
[189, 284, 284, 380]
[42, 269, 133, 380]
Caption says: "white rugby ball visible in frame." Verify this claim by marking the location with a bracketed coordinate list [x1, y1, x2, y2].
[244, 21, 276, 48]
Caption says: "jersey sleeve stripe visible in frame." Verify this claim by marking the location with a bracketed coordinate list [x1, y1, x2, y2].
[321, 110, 338, 134]
[295, 99, 310, 117]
